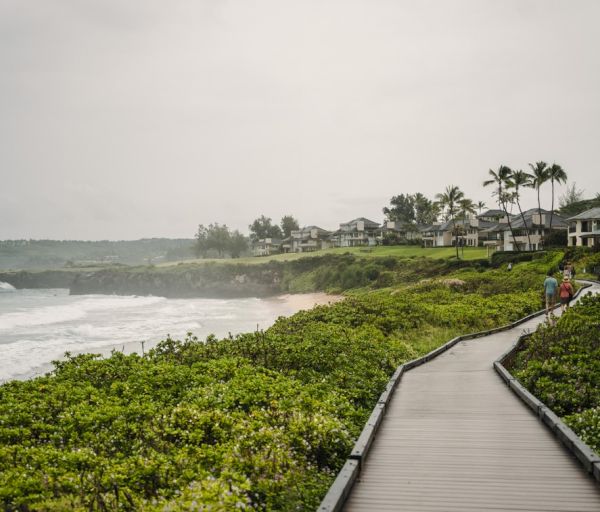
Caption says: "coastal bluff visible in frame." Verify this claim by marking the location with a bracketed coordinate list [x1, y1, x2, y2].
[0, 263, 284, 298]
[68, 265, 282, 298]
[0, 253, 483, 299]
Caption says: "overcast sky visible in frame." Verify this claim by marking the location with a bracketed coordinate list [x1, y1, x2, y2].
[1, 0, 599, 240]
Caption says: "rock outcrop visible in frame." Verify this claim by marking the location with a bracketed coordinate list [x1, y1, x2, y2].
[69, 266, 282, 298]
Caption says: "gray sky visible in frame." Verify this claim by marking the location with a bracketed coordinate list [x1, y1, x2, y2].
[1, 0, 599, 240]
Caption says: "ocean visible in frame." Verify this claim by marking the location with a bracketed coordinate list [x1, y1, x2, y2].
[0, 283, 332, 382]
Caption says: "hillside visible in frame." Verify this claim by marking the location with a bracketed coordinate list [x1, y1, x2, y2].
[0, 239, 196, 270]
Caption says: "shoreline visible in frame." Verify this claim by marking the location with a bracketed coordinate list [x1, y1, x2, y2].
[267, 292, 344, 310]
[0, 291, 343, 383]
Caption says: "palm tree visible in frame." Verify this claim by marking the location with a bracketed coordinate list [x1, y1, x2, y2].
[547, 163, 568, 232]
[435, 185, 464, 259]
[527, 161, 549, 246]
[459, 198, 476, 215]
[483, 165, 520, 251]
[476, 201, 486, 214]
[458, 198, 477, 256]
[508, 169, 533, 249]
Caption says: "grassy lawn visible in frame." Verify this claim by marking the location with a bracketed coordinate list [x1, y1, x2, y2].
[159, 246, 489, 267]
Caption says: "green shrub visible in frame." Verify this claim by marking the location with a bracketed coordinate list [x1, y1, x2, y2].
[512, 294, 600, 452]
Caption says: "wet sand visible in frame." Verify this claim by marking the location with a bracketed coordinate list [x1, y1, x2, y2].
[266, 292, 344, 311]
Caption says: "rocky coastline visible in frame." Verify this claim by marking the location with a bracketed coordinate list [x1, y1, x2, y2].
[0, 263, 286, 298]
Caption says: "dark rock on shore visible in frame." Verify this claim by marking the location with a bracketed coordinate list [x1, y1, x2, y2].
[69, 267, 281, 298]
[0, 270, 79, 289]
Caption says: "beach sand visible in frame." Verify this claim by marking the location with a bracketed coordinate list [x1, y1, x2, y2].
[266, 292, 344, 311]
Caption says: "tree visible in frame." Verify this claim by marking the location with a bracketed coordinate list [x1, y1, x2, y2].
[413, 193, 439, 224]
[195, 223, 232, 257]
[508, 169, 533, 249]
[476, 201, 486, 214]
[228, 230, 248, 258]
[457, 198, 476, 256]
[558, 194, 600, 217]
[527, 161, 549, 247]
[280, 215, 300, 238]
[249, 215, 282, 242]
[383, 194, 415, 223]
[458, 198, 476, 220]
[435, 185, 464, 259]
[483, 165, 520, 251]
[195, 224, 210, 258]
[547, 163, 568, 231]
[559, 182, 584, 210]
[206, 223, 231, 257]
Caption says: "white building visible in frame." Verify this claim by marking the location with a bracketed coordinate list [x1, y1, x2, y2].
[567, 207, 600, 248]
[330, 217, 380, 247]
[502, 209, 568, 251]
[252, 238, 282, 256]
[285, 226, 332, 253]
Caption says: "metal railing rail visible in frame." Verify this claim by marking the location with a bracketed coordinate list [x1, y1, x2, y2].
[494, 280, 600, 484]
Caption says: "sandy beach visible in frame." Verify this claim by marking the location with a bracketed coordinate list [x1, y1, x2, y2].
[266, 292, 344, 311]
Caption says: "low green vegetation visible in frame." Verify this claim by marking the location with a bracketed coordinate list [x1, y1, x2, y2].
[0, 253, 563, 510]
[567, 249, 600, 280]
[160, 246, 490, 267]
[512, 292, 600, 453]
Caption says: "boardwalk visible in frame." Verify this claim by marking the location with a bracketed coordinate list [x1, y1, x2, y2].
[344, 283, 600, 512]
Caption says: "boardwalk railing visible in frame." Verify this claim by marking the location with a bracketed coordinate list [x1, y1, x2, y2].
[494, 280, 600, 484]
[318, 281, 597, 512]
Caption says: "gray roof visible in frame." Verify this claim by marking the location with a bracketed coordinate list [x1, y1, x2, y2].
[478, 209, 505, 218]
[381, 222, 422, 233]
[507, 209, 568, 229]
[568, 207, 600, 221]
[342, 217, 380, 228]
[479, 223, 505, 233]
[298, 225, 331, 234]
[438, 218, 478, 231]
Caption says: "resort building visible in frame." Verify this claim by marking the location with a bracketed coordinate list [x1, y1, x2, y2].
[501, 209, 568, 251]
[422, 218, 483, 248]
[377, 221, 424, 244]
[477, 209, 507, 223]
[419, 209, 567, 252]
[330, 217, 380, 247]
[252, 238, 282, 256]
[421, 223, 448, 247]
[283, 226, 332, 253]
[567, 207, 600, 248]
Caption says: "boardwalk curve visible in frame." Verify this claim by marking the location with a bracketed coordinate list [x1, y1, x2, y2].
[323, 282, 600, 512]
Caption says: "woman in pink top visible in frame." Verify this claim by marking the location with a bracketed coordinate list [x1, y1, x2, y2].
[559, 277, 574, 313]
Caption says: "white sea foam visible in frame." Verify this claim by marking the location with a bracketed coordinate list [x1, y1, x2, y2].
[0, 290, 333, 382]
[0, 294, 165, 330]
[0, 281, 16, 291]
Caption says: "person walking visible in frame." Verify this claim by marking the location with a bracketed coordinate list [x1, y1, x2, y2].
[559, 277, 574, 313]
[543, 271, 559, 319]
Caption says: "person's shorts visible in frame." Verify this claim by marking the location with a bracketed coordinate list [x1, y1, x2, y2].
[546, 293, 556, 305]
[560, 296, 570, 305]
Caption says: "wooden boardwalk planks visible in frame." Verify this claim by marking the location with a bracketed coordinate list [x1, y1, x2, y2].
[344, 285, 600, 511]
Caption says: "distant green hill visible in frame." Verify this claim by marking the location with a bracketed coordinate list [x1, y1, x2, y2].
[0, 238, 196, 270]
